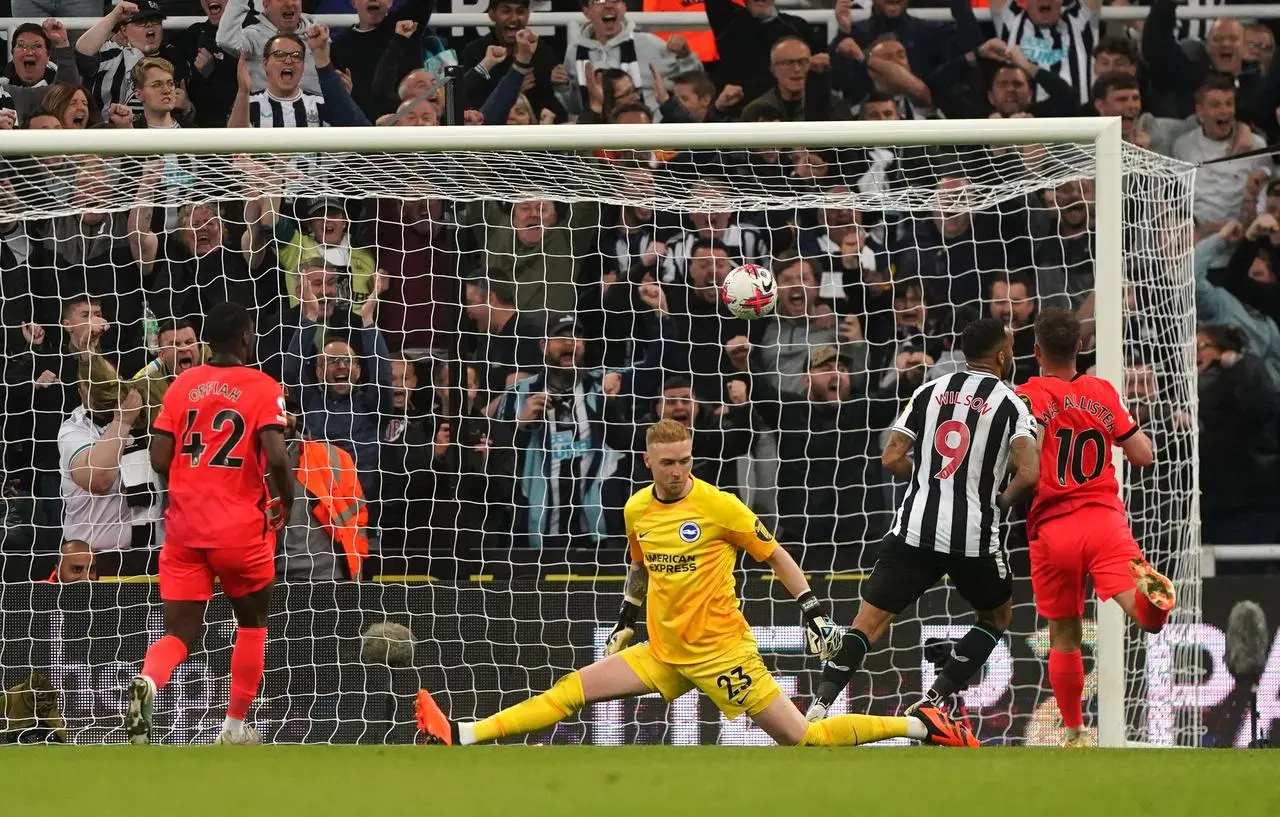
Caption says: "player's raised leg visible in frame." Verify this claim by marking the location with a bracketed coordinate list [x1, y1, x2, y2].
[1044, 557, 1173, 749]
[416, 649, 671, 745]
[1118, 558, 1176, 631]
[1077, 510, 1175, 635]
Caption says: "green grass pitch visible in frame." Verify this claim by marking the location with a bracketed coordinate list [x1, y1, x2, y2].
[5, 745, 1278, 816]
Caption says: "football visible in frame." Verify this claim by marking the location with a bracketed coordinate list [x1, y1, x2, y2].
[721, 264, 777, 320]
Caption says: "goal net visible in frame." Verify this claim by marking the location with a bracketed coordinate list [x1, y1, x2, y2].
[0, 121, 1200, 748]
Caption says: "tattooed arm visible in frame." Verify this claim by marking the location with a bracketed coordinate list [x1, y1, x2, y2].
[604, 560, 647, 657]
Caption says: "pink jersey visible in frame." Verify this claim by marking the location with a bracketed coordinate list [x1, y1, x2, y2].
[1015, 374, 1139, 534]
[153, 363, 287, 549]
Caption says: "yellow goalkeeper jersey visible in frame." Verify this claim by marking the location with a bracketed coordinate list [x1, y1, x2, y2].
[624, 478, 778, 665]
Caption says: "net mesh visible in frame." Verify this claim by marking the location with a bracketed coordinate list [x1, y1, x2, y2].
[0, 138, 1200, 747]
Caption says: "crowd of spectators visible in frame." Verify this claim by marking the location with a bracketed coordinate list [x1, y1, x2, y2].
[0, 0, 1278, 580]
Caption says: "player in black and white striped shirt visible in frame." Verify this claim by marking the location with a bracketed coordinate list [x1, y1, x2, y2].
[806, 318, 1041, 724]
[993, 0, 1101, 107]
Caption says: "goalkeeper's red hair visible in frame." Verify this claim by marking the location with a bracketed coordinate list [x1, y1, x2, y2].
[646, 418, 692, 447]
[645, 419, 694, 500]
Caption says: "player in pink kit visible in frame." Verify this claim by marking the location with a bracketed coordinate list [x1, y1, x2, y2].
[1015, 309, 1175, 748]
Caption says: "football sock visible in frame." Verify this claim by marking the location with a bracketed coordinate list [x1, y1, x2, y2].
[469, 671, 585, 744]
[140, 634, 188, 691]
[228, 626, 267, 721]
[814, 628, 870, 706]
[930, 622, 1003, 699]
[1133, 592, 1170, 632]
[1048, 649, 1085, 730]
[222, 716, 245, 734]
[801, 715, 918, 746]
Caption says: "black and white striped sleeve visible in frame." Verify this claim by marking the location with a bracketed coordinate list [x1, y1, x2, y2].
[890, 380, 934, 440]
[1006, 385, 1038, 441]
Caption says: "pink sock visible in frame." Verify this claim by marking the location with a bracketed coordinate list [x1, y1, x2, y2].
[228, 627, 267, 721]
[141, 635, 188, 691]
[1048, 649, 1085, 730]
[1134, 592, 1170, 633]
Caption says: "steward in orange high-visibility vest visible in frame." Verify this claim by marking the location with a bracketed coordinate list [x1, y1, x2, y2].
[644, 0, 719, 63]
[296, 439, 370, 581]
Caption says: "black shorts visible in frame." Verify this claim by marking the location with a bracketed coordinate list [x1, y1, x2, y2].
[860, 534, 1013, 615]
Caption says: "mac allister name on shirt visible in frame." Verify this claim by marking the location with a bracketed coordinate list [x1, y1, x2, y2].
[1038, 394, 1116, 431]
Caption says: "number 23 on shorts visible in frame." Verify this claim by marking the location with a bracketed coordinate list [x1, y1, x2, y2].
[715, 665, 753, 704]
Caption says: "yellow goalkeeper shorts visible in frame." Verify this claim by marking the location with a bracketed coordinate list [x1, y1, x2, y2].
[617, 639, 783, 720]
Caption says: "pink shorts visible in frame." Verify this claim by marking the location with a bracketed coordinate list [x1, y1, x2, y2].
[1029, 508, 1142, 620]
[159, 541, 275, 601]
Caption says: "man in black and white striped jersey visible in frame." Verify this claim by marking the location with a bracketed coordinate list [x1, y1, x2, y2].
[74, 1, 191, 121]
[805, 317, 1041, 722]
[660, 185, 768, 285]
[217, 0, 320, 95]
[229, 27, 370, 128]
[560, 0, 702, 118]
[991, 0, 1101, 107]
[243, 33, 326, 128]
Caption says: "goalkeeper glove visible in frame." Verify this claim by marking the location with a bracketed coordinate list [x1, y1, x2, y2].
[604, 596, 642, 657]
[797, 591, 843, 662]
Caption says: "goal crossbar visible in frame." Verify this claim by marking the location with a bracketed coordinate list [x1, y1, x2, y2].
[0, 117, 1123, 156]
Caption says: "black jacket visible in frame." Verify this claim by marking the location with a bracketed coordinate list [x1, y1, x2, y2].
[753, 378, 895, 547]
[928, 51, 1081, 120]
[457, 31, 568, 122]
[831, 1, 965, 106]
[1199, 354, 1280, 513]
[658, 285, 751, 404]
[707, 0, 826, 105]
[1213, 238, 1280, 330]
[379, 404, 457, 553]
[895, 208, 1035, 310]
[179, 21, 238, 128]
[331, 0, 436, 120]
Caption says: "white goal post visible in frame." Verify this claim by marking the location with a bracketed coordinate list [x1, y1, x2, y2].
[0, 117, 1198, 748]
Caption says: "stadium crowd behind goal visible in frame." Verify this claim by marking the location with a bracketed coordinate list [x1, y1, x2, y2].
[0, 0, 1277, 751]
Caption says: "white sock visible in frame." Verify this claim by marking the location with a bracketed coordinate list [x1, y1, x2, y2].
[905, 718, 928, 741]
[457, 722, 477, 746]
[223, 716, 244, 735]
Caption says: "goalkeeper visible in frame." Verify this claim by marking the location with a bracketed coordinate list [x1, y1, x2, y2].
[416, 420, 977, 748]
